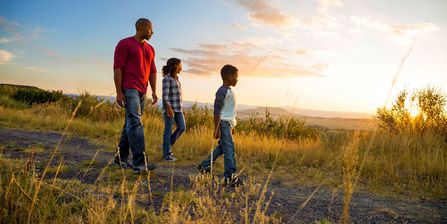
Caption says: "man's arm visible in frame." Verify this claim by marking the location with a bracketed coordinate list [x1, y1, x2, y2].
[113, 39, 127, 107]
[149, 72, 157, 105]
[114, 68, 125, 107]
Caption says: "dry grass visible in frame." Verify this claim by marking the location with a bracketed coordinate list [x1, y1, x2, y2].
[0, 94, 446, 223]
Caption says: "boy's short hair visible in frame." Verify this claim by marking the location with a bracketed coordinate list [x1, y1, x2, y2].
[220, 64, 238, 80]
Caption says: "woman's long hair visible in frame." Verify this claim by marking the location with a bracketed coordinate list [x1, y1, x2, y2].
[162, 58, 181, 78]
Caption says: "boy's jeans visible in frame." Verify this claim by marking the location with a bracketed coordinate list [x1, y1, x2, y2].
[163, 111, 186, 158]
[117, 89, 147, 167]
[200, 121, 236, 178]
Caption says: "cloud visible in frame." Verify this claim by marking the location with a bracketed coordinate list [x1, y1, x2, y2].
[234, 0, 295, 27]
[227, 23, 247, 30]
[317, 0, 342, 15]
[295, 49, 311, 55]
[172, 39, 326, 78]
[24, 66, 50, 73]
[350, 16, 440, 42]
[0, 49, 13, 64]
[0, 37, 12, 44]
[0, 16, 45, 44]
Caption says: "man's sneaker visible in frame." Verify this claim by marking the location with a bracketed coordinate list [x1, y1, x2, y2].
[224, 174, 244, 187]
[133, 163, 156, 174]
[114, 157, 133, 169]
[164, 154, 177, 162]
[197, 164, 211, 174]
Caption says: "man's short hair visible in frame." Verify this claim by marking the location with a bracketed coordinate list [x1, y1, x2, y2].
[220, 64, 238, 80]
[135, 18, 151, 30]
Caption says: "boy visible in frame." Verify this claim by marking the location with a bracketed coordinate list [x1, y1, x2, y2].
[197, 64, 243, 187]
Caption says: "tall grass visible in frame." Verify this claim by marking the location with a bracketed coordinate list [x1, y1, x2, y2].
[0, 153, 281, 223]
[0, 86, 446, 222]
[0, 99, 445, 199]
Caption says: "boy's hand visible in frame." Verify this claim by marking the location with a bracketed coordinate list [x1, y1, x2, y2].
[167, 106, 174, 118]
[213, 128, 221, 139]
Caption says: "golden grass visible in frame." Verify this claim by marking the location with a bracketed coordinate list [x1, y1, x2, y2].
[0, 99, 446, 223]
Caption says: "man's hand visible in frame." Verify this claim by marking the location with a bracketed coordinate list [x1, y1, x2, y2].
[213, 128, 221, 140]
[116, 92, 125, 107]
[151, 93, 158, 105]
[167, 106, 174, 118]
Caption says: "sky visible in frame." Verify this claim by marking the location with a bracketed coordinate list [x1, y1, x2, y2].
[0, 0, 446, 113]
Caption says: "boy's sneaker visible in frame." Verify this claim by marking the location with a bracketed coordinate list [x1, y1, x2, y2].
[133, 163, 156, 174]
[224, 174, 244, 187]
[197, 164, 211, 174]
[114, 157, 133, 169]
[164, 154, 177, 162]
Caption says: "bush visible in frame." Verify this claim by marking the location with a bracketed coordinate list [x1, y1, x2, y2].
[13, 88, 65, 105]
[184, 103, 213, 130]
[71, 91, 123, 122]
[0, 95, 29, 109]
[376, 87, 447, 136]
[237, 109, 318, 140]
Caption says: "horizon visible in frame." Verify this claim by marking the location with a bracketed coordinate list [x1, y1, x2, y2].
[1, 0, 446, 114]
[1, 82, 374, 119]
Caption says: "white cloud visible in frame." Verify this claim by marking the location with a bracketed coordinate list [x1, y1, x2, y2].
[0, 49, 13, 64]
[172, 39, 327, 78]
[0, 37, 12, 44]
[234, 0, 296, 27]
[0, 16, 45, 44]
[24, 66, 50, 73]
[227, 23, 247, 30]
[350, 16, 440, 43]
[318, 0, 342, 15]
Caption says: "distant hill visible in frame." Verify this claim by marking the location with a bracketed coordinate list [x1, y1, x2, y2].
[238, 107, 291, 119]
[238, 106, 376, 131]
[2, 84, 376, 130]
[282, 106, 373, 119]
[0, 83, 41, 91]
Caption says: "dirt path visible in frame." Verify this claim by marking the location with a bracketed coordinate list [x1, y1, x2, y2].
[0, 127, 446, 223]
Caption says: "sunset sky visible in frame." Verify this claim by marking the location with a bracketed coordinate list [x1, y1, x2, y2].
[1, 0, 446, 113]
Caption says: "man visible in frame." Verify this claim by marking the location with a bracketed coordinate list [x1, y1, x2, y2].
[113, 18, 158, 173]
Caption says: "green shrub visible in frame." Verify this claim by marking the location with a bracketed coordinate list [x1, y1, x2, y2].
[13, 88, 65, 105]
[0, 95, 29, 109]
[376, 87, 447, 137]
[237, 109, 318, 140]
[71, 91, 123, 122]
[184, 103, 213, 130]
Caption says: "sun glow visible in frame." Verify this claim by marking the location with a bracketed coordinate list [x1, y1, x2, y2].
[409, 106, 420, 117]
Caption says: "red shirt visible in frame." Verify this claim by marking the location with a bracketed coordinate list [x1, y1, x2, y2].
[113, 36, 157, 94]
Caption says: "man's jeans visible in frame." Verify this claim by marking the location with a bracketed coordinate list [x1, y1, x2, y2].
[200, 121, 236, 178]
[117, 89, 147, 167]
[162, 111, 186, 158]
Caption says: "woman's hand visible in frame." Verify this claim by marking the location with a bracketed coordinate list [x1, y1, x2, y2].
[167, 106, 174, 118]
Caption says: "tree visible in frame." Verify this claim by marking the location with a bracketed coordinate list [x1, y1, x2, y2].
[376, 87, 447, 135]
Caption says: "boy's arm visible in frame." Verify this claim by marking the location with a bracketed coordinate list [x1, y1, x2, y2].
[213, 114, 221, 139]
[213, 87, 226, 139]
